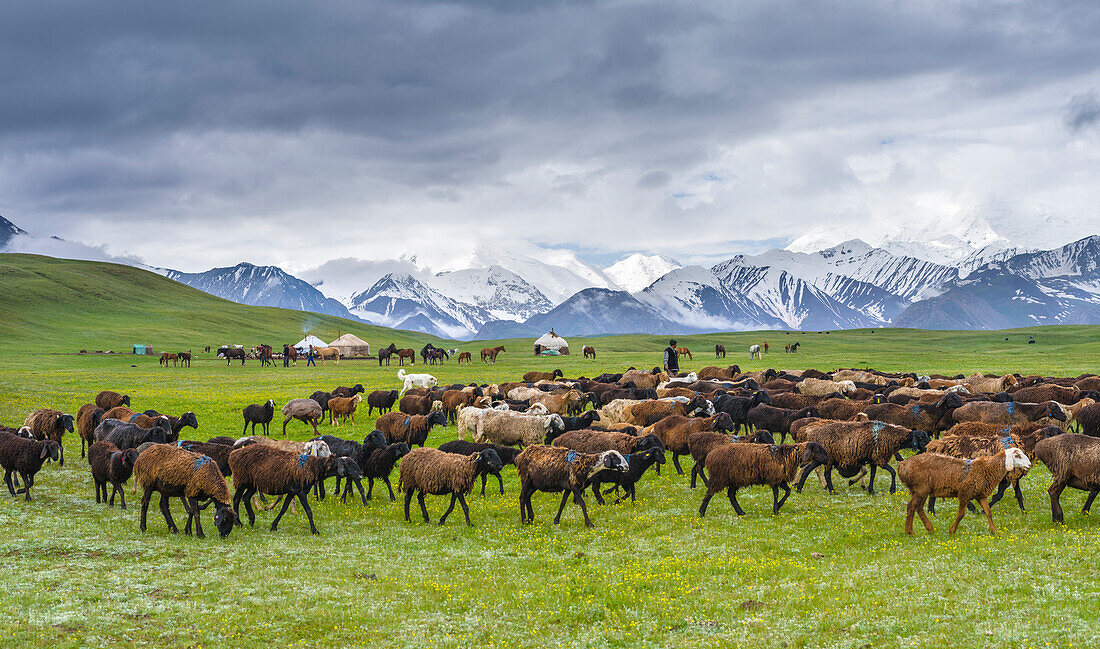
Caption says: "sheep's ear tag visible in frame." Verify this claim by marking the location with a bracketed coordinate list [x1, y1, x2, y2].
[298, 454, 308, 467]
[566, 451, 578, 464]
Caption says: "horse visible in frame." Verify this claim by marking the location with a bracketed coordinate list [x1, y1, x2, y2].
[260, 345, 276, 367]
[749, 344, 761, 360]
[178, 351, 192, 367]
[421, 344, 440, 364]
[315, 347, 340, 365]
[457, 352, 472, 365]
[396, 348, 416, 365]
[785, 342, 800, 353]
[378, 343, 398, 366]
[583, 346, 596, 359]
[285, 345, 298, 366]
[203, 345, 211, 353]
[763, 341, 769, 354]
[223, 348, 246, 365]
[426, 348, 447, 365]
[160, 352, 178, 367]
[481, 345, 505, 364]
[715, 344, 726, 358]
[676, 347, 693, 360]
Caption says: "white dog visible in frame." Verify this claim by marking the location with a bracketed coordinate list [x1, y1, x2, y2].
[398, 369, 438, 395]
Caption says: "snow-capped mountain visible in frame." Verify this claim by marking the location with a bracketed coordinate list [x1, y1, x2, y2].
[491, 288, 685, 337]
[437, 245, 620, 304]
[348, 273, 492, 339]
[638, 266, 785, 331]
[605, 254, 682, 293]
[162, 263, 356, 320]
[429, 265, 552, 322]
[0, 215, 26, 249]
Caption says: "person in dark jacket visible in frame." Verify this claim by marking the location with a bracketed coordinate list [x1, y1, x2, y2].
[283, 344, 291, 368]
[663, 339, 679, 374]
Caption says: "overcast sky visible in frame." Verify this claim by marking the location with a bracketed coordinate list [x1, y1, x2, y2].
[1, 0, 1098, 273]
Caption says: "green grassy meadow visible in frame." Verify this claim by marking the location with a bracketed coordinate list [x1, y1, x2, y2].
[3, 253, 1100, 648]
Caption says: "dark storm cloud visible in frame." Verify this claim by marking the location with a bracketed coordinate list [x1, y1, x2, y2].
[1065, 90, 1100, 132]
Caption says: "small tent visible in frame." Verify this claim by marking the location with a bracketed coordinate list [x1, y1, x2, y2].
[329, 333, 371, 358]
[534, 330, 569, 355]
[294, 335, 329, 353]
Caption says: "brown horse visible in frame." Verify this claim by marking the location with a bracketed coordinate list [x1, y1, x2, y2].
[763, 341, 769, 354]
[583, 346, 596, 359]
[715, 344, 726, 358]
[160, 352, 178, 367]
[178, 351, 192, 367]
[397, 348, 416, 365]
[676, 347, 693, 360]
[785, 342, 800, 353]
[285, 345, 298, 366]
[481, 345, 505, 364]
[457, 352, 472, 365]
[203, 345, 211, 353]
[315, 347, 341, 365]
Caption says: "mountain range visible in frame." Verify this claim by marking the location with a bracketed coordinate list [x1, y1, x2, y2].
[3, 213, 1100, 339]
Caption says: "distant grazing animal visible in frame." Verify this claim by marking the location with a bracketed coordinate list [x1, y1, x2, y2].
[457, 352, 472, 365]
[785, 342, 800, 353]
[284, 345, 298, 365]
[314, 347, 340, 365]
[396, 348, 416, 365]
[676, 347, 693, 360]
[482, 345, 506, 364]
[160, 352, 178, 367]
[178, 351, 192, 367]
[426, 348, 447, 365]
[95, 391, 131, 410]
[378, 343, 398, 366]
[222, 347, 246, 365]
[281, 399, 323, 436]
[367, 390, 400, 416]
[763, 341, 769, 354]
[715, 344, 726, 358]
[749, 344, 761, 360]
[203, 345, 211, 353]
[257, 345, 273, 367]
[583, 346, 596, 359]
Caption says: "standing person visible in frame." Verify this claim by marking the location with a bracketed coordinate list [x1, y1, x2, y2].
[282, 344, 290, 368]
[663, 339, 679, 375]
[306, 345, 316, 367]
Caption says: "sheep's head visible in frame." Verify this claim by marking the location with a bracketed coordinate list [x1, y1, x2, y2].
[181, 412, 199, 429]
[1046, 402, 1068, 422]
[801, 441, 830, 466]
[906, 430, 931, 452]
[592, 450, 628, 477]
[637, 435, 665, 453]
[545, 415, 565, 432]
[750, 430, 775, 445]
[1005, 447, 1031, 471]
[352, 394, 363, 404]
[365, 430, 388, 450]
[40, 440, 61, 462]
[712, 412, 735, 433]
[58, 414, 75, 433]
[121, 395, 131, 406]
[936, 392, 965, 411]
[265, 399, 275, 408]
[391, 442, 412, 459]
[427, 410, 447, 428]
[213, 502, 238, 538]
[553, 369, 564, 379]
[476, 449, 503, 474]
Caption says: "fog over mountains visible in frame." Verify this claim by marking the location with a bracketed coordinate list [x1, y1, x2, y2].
[3, 213, 1099, 339]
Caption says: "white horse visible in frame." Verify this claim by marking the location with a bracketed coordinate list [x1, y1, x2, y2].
[749, 344, 761, 360]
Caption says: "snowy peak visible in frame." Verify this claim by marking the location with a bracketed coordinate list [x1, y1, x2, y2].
[429, 265, 552, 322]
[0, 215, 27, 249]
[605, 253, 682, 293]
[163, 262, 355, 320]
[998, 235, 1100, 280]
[349, 273, 492, 339]
[439, 244, 620, 304]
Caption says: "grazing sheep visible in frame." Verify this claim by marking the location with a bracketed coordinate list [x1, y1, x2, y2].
[951, 400, 1066, 427]
[103, 405, 139, 422]
[242, 400, 276, 435]
[332, 384, 365, 398]
[963, 373, 1019, 394]
[22, 409, 75, 466]
[590, 446, 666, 504]
[309, 391, 335, 415]
[364, 390, 398, 417]
[95, 391, 131, 410]
[133, 444, 238, 538]
[437, 440, 522, 496]
[399, 447, 503, 525]
[376, 411, 447, 447]
[281, 399, 323, 436]
[229, 444, 335, 534]
[441, 389, 486, 425]
[898, 448, 1031, 535]
[312, 431, 387, 498]
[94, 418, 170, 450]
[515, 446, 628, 527]
[687, 430, 775, 488]
[175, 440, 234, 477]
[1011, 383, 1081, 405]
[328, 395, 363, 426]
[700, 442, 831, 516]
[643, 413, 735, 475]
[1035, 433, 1100, 522]
[0, 431, 60, 500]
[768, 392, 823, 411]
[88, 441, 139, 508]
[399, 394, 441, 417]
[398, 369, 438, 395]
[472, 410, 565, 448]
[620, 370, 669, 390]
[797, 378, 857, 397]
[523, 369, 564, 383]
[794, 421, 931, 495]
[746, 405, 818, 443]
[620, 396, 712, 427]
[76, 404, 106, 459]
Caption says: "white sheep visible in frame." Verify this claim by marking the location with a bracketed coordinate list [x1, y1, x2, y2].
[398, 369, 438, 395]
[472, 410, 565, 447]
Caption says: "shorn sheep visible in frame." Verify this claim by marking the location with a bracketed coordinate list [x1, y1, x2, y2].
[242, 399, 276, 435]
[398, 447, 503, 525]
[22, 409, 75, 466]
[898, 448, 1031, 535]
[515, 446, 628, 528]
[281, 399, 323, 436]
[88, 441, 139, 508]
[133, 444, 238, 538]
[398, 369, 438, 395]
[0, 430, 60, 500]
[699, 442, 830, 516]
[229, 444, 336, 535]
[1034, 434, 1100, 522]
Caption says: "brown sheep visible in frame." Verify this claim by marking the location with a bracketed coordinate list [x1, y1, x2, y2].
[529, 389, 584, 416]
[643, 413, 735, 475]
[281, 399, 323, 436]
[522, 369, 564, 383]
[399, 394, 438, 416]
[228, 443, 335, 534]
[103, 406, 138, 421]
[620, 369, 669, 390]
[768, 392, 825, 411]
[858, 394, 963, 438]
[962, 373, 1019, 394]
[23, 409, 75, 466]
[95, 391, 131, 410]
[1056, 398, 1096, 432]
[699, 442, 830, 516]
[551, 430, 664, 456]
[376, 410, 448, 447]
[687, 430, 775, 489]
[1074, 376, 1100, 392]
[398, 447, 502, 526]
[1011, 383, 1081, 405]
[327, 395, 363, 426]
[134, 444, 237, 538]
[951, 400, 1066, 427]
[1034, 434, 1100, 522]
[76, 403, 105, 459]
[793, 420, 930, 495]
[698, 365, 740, 380]
[441, 389, 483, 425]
[898, 448, 1032, 535]
[515, 445, 628, 527]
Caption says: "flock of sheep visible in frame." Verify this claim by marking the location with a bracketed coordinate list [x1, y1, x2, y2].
[3, 363, 1100, 538]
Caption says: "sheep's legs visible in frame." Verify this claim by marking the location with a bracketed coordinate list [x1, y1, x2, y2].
[867, 465, 878, 495]
[94, 479, 104, 504]
[1013, 480, 1025, 510]
[590, 480, 606, 506]
[139, 487, 154, 532]
[417, 491, 430, 523]
[159, 493, 179, 533]
[112, 483, 127, 509]
[795, 460, 825, 493]
[298, 493, 320, 535]
[773, 482, 791, 514]
[1082, 488, 1099, 514]
[494, 472, 504, 496]
[672, 453, 684, 475]
[343, 478, 367, 505]
[384, 477, 397, 501]
[988, 478, 1010, 507]
[1048, 481, 1067, 523]
[948, 499, 968, 535]
[573, 490, 594, 528]
[270, 492, 296, 531]
[906, 495, 934, 535]
[699, 485, 719, 517]
[403, 489, 414, 521]
[553, 491, 571, 524]
[727, 488, 745, 516]
[977, 497, 996, 535]
[439, 493, 458, 525]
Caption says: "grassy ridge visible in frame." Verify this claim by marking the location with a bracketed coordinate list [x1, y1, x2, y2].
[3, 253, 1100, 648]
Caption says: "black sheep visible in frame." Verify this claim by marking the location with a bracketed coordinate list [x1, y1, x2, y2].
[176, 440, 234, 476]
[560, 411, 601, 432]
[360, 442, 411, 500]
[437, 440, 522, 496]
[713, 391, 771, 432]
[0, 431, 60, 500]
[88, 441, 139, 508]
[207, 435, 237, 446]
[94, 418, 170, 450]
[590, 446, 666, 504]
[242, 400, 276, 435]
[366, 390, 399, 416]
[309, 391, 335, 415]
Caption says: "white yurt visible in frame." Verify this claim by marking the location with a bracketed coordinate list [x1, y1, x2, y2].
[294, 335, 329, 353]
[534, 330, 569, 355]
[329, 333, 371, 358]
